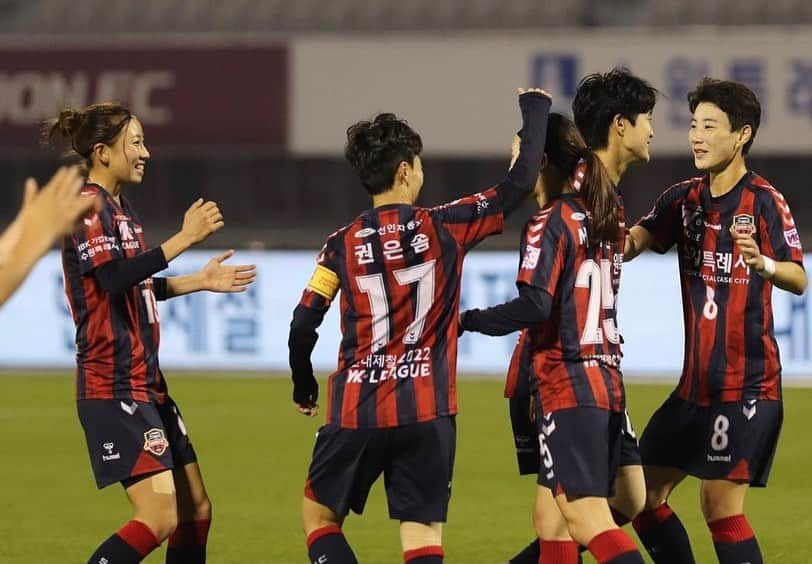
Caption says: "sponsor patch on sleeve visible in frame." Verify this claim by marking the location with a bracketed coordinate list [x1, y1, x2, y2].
[307, 265, 340, 300]
[784, 228, 802, 249]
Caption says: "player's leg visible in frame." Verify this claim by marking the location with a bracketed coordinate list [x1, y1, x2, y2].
[302, 497, 356, 564]
[387, 416, 456, 563]
[534, 485, 580, 563]
[166, 462, 212, 563]
[554, 494, 643, 563]
[700, 479, 762, 564]
[400, 522, 444, 563]
[88, 470, 177, 564]
[630, 465, 694, 563]
[632, 396, 697, 563]
[157, 398, 212, 563]
[80, 400, 177, 563]
[511, 440, 642, 564]
[302, 424, 383, 564]
[609, 465, 645, 525]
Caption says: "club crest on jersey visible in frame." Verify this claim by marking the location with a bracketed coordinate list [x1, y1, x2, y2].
[143, 428, 169, 456]
[732, 214, 756, 236]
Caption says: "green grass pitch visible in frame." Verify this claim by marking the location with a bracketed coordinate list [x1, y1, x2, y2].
[1, 373, 810, 563]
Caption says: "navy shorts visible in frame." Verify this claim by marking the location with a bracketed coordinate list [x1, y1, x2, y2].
[639, 395, 782, 487]
[535, 406, 626, 498]
[77, 396, 198, 489]
[305, 416, 456, 523]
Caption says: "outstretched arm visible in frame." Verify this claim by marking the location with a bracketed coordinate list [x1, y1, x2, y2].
[153, 250, 257, 300]
[460, 284, 553, 336]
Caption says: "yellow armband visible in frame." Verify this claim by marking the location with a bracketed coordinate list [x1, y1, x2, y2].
[307, 265, 340, 300]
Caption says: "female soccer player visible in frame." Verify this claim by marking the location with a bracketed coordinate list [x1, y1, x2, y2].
[627, 79, 806, 564]
[461, 110, 649, 563]
[47, 103, 256, 563]
[288, 89, 551, 564]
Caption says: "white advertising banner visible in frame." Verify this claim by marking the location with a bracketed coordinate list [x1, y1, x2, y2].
[0, 251, 810, 380]
[291, 29, 812, 156]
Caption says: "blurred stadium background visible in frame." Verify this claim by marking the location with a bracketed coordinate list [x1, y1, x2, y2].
[1, 1, 811, 562]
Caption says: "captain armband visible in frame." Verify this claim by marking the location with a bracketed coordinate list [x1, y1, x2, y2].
[307, 265, 340, 300]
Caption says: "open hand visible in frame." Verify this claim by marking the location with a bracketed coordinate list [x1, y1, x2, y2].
[200, 250, 257, 293]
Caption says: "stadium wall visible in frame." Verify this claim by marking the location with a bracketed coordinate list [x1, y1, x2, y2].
[1, 251, 810, 380]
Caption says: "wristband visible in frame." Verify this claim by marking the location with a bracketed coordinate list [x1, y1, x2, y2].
[759, 256, 776, 279]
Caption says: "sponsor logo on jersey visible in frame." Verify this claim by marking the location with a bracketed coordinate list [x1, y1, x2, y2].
[570, 212, 586, 221]
[784, 228, 802, 249]
[732, 214, 756, 236]
[354, 227, 377, 239]
[143, 428, 169, 456]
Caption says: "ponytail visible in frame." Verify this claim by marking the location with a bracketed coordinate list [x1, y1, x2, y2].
[41, 103, 132, 173]
[580, 151, 620, 245]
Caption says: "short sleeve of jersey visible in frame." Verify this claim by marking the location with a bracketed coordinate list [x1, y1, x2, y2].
[71, 194, 123, 275]
[516, 208, 568, 296]
[636, 183, 688, 254]
[758, 189, 804, 266]
[431, 187, 504, 250]
[299, 233, 341, 310]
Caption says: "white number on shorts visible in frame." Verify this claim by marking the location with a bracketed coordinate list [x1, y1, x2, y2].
[711, 414, 730, 451]
[538, 433, 555, 478]
[703, 285, 719, 320]
[356, 260, 436, 353]
[575, 259, 620, 345]
[142, 288, 159, 324]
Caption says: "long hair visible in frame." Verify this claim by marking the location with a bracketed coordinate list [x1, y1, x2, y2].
[42, 102, 132, 173]
[545, 113, 619, 245]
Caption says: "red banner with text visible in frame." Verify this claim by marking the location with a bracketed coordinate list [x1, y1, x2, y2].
[0, 44, 287, 148]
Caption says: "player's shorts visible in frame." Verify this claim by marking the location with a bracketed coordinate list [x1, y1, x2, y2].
[534, 405, 626, 498]
[639, 395, 782, 487]
[77, 396, 198, 489]
[304, 416, 456, 523]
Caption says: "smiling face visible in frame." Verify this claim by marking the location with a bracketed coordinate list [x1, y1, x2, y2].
[689, 102, 751, 173]
[104, 117, 150, 184]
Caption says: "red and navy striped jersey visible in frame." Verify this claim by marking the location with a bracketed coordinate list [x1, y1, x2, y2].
[638, 171, 804, 405]
[515, 192, 626, 414]
[299, 189, 504, 429]
[62, 184, 165, 403]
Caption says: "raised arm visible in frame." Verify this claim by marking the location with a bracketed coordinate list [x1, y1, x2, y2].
[497, 89, 552, 218]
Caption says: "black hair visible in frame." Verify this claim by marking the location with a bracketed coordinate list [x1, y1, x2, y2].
[544, 113, 619, 245]
[43, 102, 133, 172]
[572, 67, 658, 150]
[344, 113, 423, 195]
[688, 77, 761, 154]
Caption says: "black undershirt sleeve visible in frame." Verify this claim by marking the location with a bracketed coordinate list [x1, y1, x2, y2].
[288, 304, 329, 403]
[495, 92, 551, 218]
[93, 247, 168, 295]
[460, 284, 553, 336]
[152, 277, 168, 301]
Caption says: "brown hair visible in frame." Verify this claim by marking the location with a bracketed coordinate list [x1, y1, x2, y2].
[43, 102, 132, 172]
[545, 113, 619, 245]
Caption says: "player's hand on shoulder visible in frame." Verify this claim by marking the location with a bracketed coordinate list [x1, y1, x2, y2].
[181, 198, 224, 244]
[293, 375, 319, 417]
